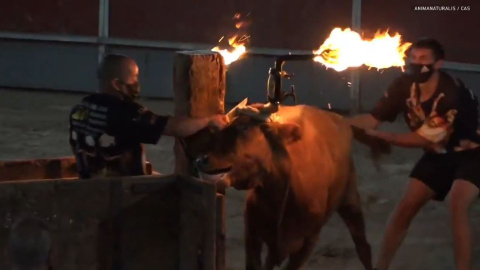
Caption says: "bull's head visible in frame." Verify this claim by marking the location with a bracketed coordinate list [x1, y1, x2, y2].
[195, 102, 301, 190]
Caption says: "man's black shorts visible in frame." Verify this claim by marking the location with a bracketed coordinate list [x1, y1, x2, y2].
[410, 147, 480, 201]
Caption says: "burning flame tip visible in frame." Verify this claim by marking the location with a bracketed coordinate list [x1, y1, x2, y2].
[313, 27, 411, 71]
[212, 16, 251, 65]
[212, 35, 247, 65]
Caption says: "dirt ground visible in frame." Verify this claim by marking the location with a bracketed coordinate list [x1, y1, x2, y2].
[0, 88, 479, 270]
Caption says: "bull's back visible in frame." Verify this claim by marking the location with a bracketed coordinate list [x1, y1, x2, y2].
[277, 105, 352, 157]
[276, 105, 353, 214]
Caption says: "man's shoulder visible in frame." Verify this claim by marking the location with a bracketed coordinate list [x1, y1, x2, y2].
[81, 93, 117, 104]
[438, 71, 469, 98]
[391, 73, 413, 86]
[439, 71, 460, 87]
[385, 73, 413, 96]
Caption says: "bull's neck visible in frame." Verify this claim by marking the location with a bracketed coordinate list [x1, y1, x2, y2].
[256, 165, 297, 207]
[257, 124, 298, 207]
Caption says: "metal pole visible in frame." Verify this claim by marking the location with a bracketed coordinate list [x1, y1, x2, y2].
[350, 0, 362, 114]
[98, 0, 109, 63]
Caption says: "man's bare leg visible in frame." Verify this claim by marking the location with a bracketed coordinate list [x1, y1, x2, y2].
[448, 179, 479, 270]
[375, 179, 435, 270]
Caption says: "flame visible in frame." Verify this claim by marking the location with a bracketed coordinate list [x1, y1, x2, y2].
[212, 13, 250, 65]
[313, 28, 412, 72]
[212, 35, 247, 65]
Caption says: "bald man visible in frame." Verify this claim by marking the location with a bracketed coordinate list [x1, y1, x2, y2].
[7, 217, 52, 270]
[69, 54, 228, 178]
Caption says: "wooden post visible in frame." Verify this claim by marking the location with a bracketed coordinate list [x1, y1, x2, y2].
[173, 50, 226, 175]
[173, 50, 227, 270]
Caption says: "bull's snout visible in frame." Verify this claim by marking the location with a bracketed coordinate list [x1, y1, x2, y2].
[194, 154, 210, 171]
[194, 154, 232, 175]
[194, 154, 232, 188]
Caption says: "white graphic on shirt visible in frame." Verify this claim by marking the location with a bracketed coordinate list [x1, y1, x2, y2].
[99, 134, 116, 147]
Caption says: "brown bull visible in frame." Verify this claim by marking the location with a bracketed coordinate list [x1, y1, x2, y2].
[194, 103, 389, 270]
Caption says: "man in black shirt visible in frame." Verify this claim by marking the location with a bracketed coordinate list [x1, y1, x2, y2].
[69, 54, 228, 178]
[347, 38, 480, 270]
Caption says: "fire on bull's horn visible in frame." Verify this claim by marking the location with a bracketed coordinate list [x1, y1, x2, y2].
[211, 26, 412, 116]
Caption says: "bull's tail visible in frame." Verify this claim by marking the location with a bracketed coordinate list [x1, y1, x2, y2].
[350, 126, 391, 166]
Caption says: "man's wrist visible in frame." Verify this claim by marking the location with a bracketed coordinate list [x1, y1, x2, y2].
[370, 130, 394, 143]
[205, 116, 214, 127]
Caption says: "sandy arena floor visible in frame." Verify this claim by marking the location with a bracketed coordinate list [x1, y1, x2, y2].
[0, 88, 479, 269]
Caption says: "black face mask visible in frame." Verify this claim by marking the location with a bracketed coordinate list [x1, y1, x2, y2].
[119, 81, 141, 100]
[407, 63, 436, 83]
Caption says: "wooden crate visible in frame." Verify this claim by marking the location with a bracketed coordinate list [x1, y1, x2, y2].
[0, 157, 218, 270]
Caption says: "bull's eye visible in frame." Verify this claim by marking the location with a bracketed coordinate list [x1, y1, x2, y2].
[237, 124, 248, 132]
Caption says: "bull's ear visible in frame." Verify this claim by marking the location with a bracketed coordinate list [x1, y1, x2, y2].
[277, 123, 302, 144]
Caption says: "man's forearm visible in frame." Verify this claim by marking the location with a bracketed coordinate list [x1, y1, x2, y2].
[370, 131, 431, 148]
[345, 114, 380, 130]
[163, 116, 210, 137]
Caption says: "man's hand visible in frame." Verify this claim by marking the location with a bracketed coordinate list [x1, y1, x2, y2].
[164, 114, 228, 137]
[365, 129, 381, 137]
[351, 126, 392, 155]
[208, 114, 229, 131]
[345, 114, 380, 130]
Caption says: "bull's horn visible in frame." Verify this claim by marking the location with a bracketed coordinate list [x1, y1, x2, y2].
[258, 102, 279, 114]
[248, 102, 279, 114]
[226, 98, 249, 122]
[236, 102, 279, 122]
[236, 106, 268, 121]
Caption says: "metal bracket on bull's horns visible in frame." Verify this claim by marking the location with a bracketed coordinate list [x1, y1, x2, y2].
[266, 54, 315, 105]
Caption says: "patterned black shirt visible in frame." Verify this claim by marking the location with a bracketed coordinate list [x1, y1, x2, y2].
[371, 71, 479, 153]
[69, 93, 169, 177]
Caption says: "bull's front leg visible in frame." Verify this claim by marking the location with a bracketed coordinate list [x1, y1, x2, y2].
[282, 236, 318, 270]
[245, 200, 263, 270]
[245, 229, 262, 270]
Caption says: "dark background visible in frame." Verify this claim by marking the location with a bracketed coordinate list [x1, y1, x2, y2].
[0, 0, 478, 63]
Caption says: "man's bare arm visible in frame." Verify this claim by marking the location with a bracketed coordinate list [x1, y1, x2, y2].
[366, 130, 432, 148]
[163, 115, 227, 137]
[345, 114, 380, 130]
[162, 116, 210, 137]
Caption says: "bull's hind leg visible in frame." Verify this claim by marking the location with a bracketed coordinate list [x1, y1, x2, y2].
[338, 160, 373, 270]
